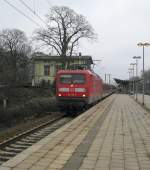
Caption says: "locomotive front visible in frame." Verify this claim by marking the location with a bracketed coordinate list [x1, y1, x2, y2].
[56, 70, 89, 110]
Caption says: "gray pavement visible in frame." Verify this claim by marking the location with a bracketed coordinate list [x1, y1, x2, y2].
[1, 94, 150, 170]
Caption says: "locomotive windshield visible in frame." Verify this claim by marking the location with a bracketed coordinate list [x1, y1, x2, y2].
[60, 74, 85, 84]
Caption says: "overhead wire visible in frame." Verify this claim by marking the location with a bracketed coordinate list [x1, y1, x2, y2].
[2, 0, 42, 27]
[19, 0, 48, 26]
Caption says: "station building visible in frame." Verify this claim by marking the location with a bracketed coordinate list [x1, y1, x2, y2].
[32, 52, 93, 85]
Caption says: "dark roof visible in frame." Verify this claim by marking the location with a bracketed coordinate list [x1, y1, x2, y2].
[32, 53, 93, 64]
[114, 78, 129, 85]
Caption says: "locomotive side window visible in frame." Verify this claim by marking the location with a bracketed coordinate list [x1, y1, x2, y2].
[60, 74, 85, 84]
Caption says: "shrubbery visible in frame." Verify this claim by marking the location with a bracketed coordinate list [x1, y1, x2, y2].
[0, 97, 58, 126]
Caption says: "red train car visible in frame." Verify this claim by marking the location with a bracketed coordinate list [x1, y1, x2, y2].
[56, 69, 103, 111]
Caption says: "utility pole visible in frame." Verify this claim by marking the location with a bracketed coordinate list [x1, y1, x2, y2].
[137, 42, 150, 105]
[105, 74, 107, 83]
[108, 74, 111, 85]
[128, 68, 132, 94]
[133, 56, 141, 101]
[105, 74, 111, 84]
[130, 63, 136, 96]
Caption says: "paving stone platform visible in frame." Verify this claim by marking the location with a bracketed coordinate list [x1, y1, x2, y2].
[1, 94, 150, 170]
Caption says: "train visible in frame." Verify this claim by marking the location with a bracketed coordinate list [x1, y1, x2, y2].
[56, 69, 114, 113]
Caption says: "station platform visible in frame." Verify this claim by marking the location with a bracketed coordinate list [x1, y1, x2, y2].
[1, 94, 150, 170]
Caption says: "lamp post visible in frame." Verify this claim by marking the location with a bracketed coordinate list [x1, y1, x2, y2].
[105, 74, 111, 92]
[105, 74, 111, 84]
[137, 42, 150, 105]
[108, 74, 111, 85]
[105, 74, 107, 83]
[130, 63, 136, 96]
[133, 56, 141, 101]
[128, 68, 132, 94]
[108, 74, 112, 92]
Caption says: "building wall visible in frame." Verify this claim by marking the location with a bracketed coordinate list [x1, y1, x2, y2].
[34, 61, 58, 85]
[33, 59, 88, 85]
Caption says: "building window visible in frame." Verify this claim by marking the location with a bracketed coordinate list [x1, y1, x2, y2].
[56, 65, 61, 73]
[44, 65, 50, 76]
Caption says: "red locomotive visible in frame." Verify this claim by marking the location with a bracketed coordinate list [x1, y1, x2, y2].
[56, 69, 103, 111]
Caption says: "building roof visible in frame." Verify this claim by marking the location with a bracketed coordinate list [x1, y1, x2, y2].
[32, 53, 93, 64]
[114, 78, 129, 86]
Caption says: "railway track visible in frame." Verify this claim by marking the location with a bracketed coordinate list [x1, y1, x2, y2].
[0, 114, 72, 165]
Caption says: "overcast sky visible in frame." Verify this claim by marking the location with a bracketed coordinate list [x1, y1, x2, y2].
[0, 0, 150, 82]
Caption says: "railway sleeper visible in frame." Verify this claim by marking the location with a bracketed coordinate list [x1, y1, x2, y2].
[15, 141, 33, 146]
[0, 150, 16, 157]
[37, 130, 52, 134]
[4, 147, 22, 153]
[10, 144, 28, 149]
[25, 136, 42, 140]
[34, 135, 48, 138]
[24, 138, 40, 142]
[28, 134, 43, 138]
[21, 139, 36, 143]
[39, 130, 53, 133]
[29, 133, 45, 137]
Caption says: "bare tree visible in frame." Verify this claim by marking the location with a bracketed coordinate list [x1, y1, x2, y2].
[0, 29, 31, 84]
[34, 6, 96, 62]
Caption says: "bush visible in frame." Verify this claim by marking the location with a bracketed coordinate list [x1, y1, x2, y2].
[0, 97, 58, 125]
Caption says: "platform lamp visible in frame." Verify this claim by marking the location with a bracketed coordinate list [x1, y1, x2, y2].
[137, 42, 150, 105]
[105, 74, 111, 84]
[130, 63, 136, 96]
[129, 67, 134, 94]
[133, 56, 141, 101]
[128, 68, 132, 93]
